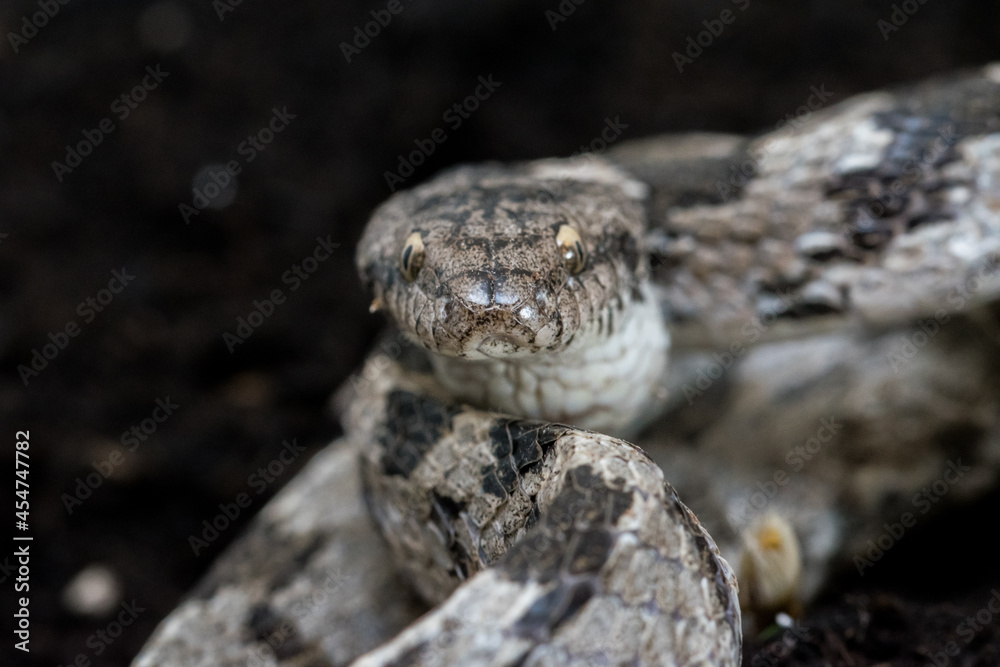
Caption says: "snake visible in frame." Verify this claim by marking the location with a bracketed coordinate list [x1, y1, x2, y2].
[131, 64, 1000, 667]
[343, 65, 1000, 666]
[342, 65, 1000, 666]
[347, 159, 741, 665]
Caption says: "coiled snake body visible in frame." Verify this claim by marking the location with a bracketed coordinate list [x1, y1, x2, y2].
[131, 64, 1000, 667]
[350, 162, 741, 665]
[346, 66, 1000, 666]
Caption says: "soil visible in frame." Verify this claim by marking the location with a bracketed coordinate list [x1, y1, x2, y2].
[2, 1, 1000, 665]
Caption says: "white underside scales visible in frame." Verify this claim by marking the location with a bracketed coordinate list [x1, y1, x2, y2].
[428, 283, 670, 439]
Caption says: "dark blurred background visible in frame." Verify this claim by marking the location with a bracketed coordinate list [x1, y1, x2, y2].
[1, 1, 999, 665]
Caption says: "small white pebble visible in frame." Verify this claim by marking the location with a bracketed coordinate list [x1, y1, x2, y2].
[62, 564, 122, 617]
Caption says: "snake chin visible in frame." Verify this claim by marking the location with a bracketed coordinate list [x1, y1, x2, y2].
[421, 283, 571, 360]
[475, 333, 525, 358]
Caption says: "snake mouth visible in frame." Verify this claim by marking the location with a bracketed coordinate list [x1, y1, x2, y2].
[475, 333, 524, 358]
[419, 277, 571, 359]
[431, 304, 552, 359]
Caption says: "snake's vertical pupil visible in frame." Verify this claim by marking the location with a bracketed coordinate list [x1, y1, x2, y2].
[400, 231, 425, 282]
[556, 224, 587, 275]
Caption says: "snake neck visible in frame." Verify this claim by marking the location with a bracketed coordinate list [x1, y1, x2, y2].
[427, 283, 670, 439]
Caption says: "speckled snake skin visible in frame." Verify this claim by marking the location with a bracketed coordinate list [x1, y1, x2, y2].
[349, 159, 741, 664]
[129, 64, 1000, 667]
[347, 360, 740, 665]
[344, 64, 1000, 666]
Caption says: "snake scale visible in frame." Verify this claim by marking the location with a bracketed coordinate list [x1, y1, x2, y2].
[132, 64, 1000, 666]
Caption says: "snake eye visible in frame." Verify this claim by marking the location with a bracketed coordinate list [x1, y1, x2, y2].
[400, 232, 425, 282]
[556, 224, 587, 275]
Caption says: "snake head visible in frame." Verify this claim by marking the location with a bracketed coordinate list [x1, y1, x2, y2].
[357, 159, 650, 359]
